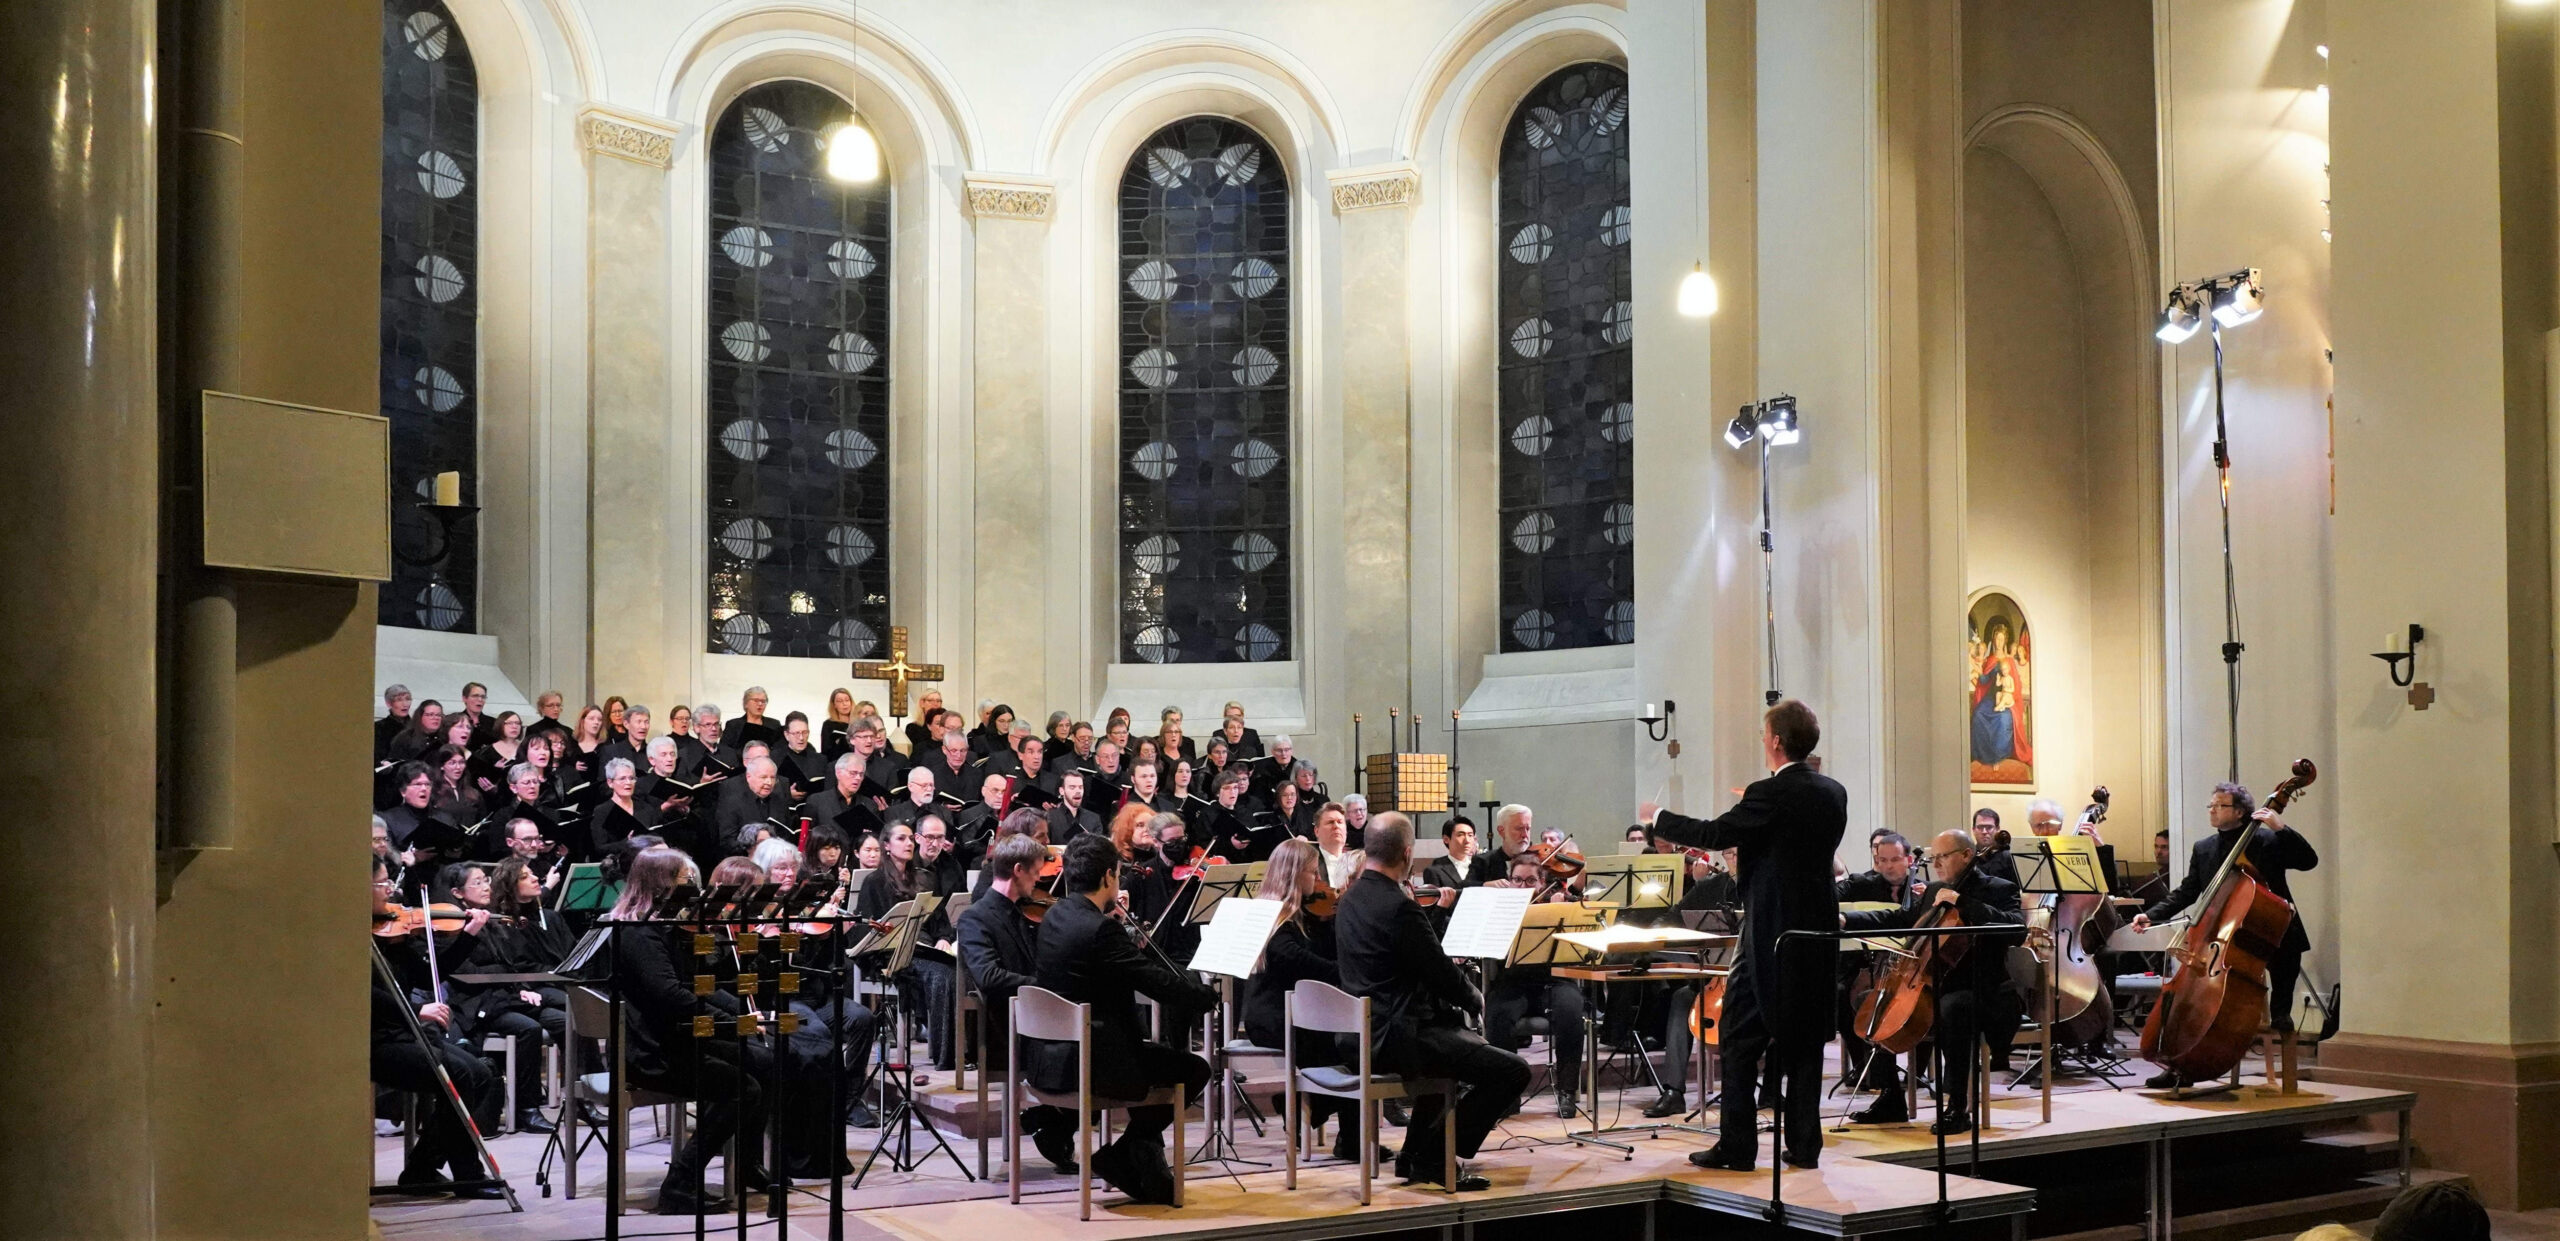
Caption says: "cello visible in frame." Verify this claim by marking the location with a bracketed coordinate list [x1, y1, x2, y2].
[1850, 896, 1971, 1056]
[2139, 758, 2318, 1082]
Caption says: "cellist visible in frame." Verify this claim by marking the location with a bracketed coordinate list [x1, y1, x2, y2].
[1843, 829, 2026, 1134]
[2129, 781, 2319, 1088]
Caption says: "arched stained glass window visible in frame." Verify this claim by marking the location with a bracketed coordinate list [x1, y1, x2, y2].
[704, 81, 892, 658]
[1497, 63, 1633, 651]
[380, 0, 479, 630]
[1117, 119, 1292, 664]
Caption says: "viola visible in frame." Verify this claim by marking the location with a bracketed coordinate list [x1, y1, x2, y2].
[2141, 759, 2317, 1081]
[372, 902, 513, 939]
[1301, 881, 1340, 920]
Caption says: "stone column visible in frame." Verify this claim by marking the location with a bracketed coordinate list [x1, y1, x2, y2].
[967, 174, 1054, 712]
[0, 1, 158, 1235]
[1330, 164, 1421, 736]
[583, 107, 684, 709]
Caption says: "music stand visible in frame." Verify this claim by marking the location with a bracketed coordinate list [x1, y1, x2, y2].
[852, 895, 970, 1185]
[2013, 836, 2107, 1121]
[1185, 861, 1266, 925]
[1506, 903, 1607, 969]
[1579, 855, 1684, 912]
[550, 862, 622, 914]
[1185, 897, 1289, 1170]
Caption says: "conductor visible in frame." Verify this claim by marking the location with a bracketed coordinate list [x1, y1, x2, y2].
[1639, 699, 1847, 1172]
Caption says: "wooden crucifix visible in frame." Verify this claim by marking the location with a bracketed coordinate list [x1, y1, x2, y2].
[851, 625, 944, 721]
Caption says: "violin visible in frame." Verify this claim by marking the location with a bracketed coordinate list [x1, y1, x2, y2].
[1527, 836, 1586, 902]
[1301, 881, 1339, 920]
[372, 902, 514, 939]
[1170, 843, 1230, 883]
[2141, 759, 2317, 1081]
[1017, 886, 1061, 923]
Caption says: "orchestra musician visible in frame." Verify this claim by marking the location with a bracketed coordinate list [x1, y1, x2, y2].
[1832, 831, 1922, 1106]
[1025, 833, 1219, 1206]
[370, 855, 507, 1199]
[1312, 801, 1357, 890]
[856, 818, 962, 1074]
[956, 831, 1077, 1171]
[2129, 781, 2319, 1088]
[442, 860, 565, 1135]
[1334, 812, 1529, 1192]
[1243, 839, 1383, 1164]
[1970, 808, 2020, 887]
[1422, 817, 1501, 891]
[1639, 699, 1847, 1173]
[1482, 852, 1588, 1119]
[1642, 843, 1740, 1120]
[1842, 829, 2026, 1133]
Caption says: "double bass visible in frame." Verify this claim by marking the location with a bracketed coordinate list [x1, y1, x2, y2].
[2016, 786, 2122, 1047]
[2139, 759, 2318, 1081]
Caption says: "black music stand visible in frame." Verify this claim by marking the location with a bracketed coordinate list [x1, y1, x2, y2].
[851, 895, 971, 1186]
[2012, 837, 2109, 1119]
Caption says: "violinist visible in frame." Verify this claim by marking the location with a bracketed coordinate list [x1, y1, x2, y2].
[1026, 833, 1219, 1206]
[369, 855, 506, 1198]
[446, 860, 566, 1135]
[1638, 699, 1846, 1173]
[1334, 813, 1525, 1191]
[968, 808, 1052, 899]
[1841, 829, 2025, 1134]
[2130, 781, 2319, 1087]
[1485, 804, 1535, 875]
[1313, 802, 1357, 890]
[1483, 854, 1588, 1118]
[607, 846, 770, 1214]
[1970, 808, 2020, 887]
[1243, 840, 1382, 1164]
[856, 818, 961, 1074]
[957, 831, 1077, 1171]
[1423, 817, 1502, 891]
[749, 839, 883, 1140]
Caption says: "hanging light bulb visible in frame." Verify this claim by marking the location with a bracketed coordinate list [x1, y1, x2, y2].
[827, 120, 880, 183]
[1677, 261, 1719, 317]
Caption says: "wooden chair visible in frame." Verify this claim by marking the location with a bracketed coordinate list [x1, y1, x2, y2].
[561, 985, 692, 1212]
[1007, 987, 1187, 1219]
[1283, 980, 1455, 1204]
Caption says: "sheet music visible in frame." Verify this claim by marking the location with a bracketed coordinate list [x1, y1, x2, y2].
[1188, 898, 1287, 980]
[1441, 886, 1535, 960]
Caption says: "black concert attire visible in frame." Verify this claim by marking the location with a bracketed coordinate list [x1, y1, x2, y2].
[821, 719, 852, 759]
[956, 885, 1074, 1161]
[1026, 892, 1216, 1194]
[880, 793, 942, 832]
[617, 918, 771, 1206]
[2143, 821, 2319, 1032]
[376, 712, 412, 764]
[1843, 866, 2026, 1118]
[450, 908, 573, 1119]
[713, 780, 788, 857]
[372, 933, 505, 1185]
[1648, 761, 1848, 1167]
[1483, 950, 1584, 1111]
[719, 716, 782, 754]
[1045, 802, 1103, 845]
[1242, 913, 1366, 1154]
[777, 742, 830, 802]
[587, 798, 661, 863]
[857, 862, 960, 1071]
[1335, 868, 1529, 1180]
[1424, 852, 1504, 891]
[917, 751, 974, 803]
[387, 723, 444, 764]
[1973, 843, 2020, 889]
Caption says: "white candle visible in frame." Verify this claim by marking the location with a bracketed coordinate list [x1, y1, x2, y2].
[1643, 702, 1657, 719]
[433, 470, 461, 507]
[1482, 780, 1496, 803]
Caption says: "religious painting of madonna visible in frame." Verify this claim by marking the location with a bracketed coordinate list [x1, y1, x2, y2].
[1966, 591, 2034, 790]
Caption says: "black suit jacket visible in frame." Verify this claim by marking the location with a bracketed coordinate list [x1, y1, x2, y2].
[1335, 869, 1478, 1073]
[1835, 868, 1922, 908]
[1649, 762, 1849, 1048]
[1422, 853, 1503, 890]
[1026, 895, 1216, 1101]
[1844, 866, 2026, 994]
[2145, 825, 2318, 954]
[956, 888, 1041, 1068]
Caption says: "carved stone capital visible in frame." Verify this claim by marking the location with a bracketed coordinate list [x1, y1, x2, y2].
[964, 173, 1057, 221]
[1328, 162, 1421, 214]
[579, 106, 681, 169]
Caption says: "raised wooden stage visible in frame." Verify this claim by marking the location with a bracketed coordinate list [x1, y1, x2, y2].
[374, 1074, 2414, 1241]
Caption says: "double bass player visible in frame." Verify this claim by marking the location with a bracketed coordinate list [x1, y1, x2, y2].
[2130, 781, 2319, 1089]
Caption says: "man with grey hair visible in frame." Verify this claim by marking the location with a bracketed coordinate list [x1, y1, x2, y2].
[1487, 803, 1535, 873]
[375, 684, 413, 764]
[1334, 811, 1524, 1191]
[675, 704, 722, 778]
[715, 755, 787, 853]
[600, 703, 652, 772]
[882, 765, 939, 830]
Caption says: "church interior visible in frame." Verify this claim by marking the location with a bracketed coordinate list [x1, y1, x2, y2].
[2, 0, 2556, 1238]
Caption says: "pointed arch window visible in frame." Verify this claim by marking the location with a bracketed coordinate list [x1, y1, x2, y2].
[1497, 63, 1633, 651]
[380, 0, 479, 630]
[1117, 119, 1292, 664]
[703, 81, 893, 658]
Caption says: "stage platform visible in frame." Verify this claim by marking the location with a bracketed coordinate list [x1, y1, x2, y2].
[374, 1065, 2413, 1240]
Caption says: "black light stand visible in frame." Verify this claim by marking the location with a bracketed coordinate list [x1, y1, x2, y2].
[1726, 397, 1800, 708]
[2159, 268, 2264, 781]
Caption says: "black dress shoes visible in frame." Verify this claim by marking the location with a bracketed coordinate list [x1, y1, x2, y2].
[1687, 1144, 1755, 1173]
[1395, 1157, 1490, 1191]
[1848, 1097, 1910, 1125]
[2143, 1069, 2184, 1090]
[515, 1108, 558, 1135]
[1641, 1091, 1687, 1119]
[1930, 1111, 1975, 1137]
[1556, 1091, 1580, 1120]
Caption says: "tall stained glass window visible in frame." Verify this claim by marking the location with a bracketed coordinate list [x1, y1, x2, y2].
[704, 81, 892, 659]
[380, 1, 478, 630]
[1117, 119, 1292, 664]
[1497, 63, 1633, 651]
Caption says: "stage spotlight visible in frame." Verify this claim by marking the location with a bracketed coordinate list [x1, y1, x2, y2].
[2210, 268, 2265, 328]
[2157, 286, 2204, 343]
[1758, 395, 1800, 446]
[1724, 411, 1758, 449]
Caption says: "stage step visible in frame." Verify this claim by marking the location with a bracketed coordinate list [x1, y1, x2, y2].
[2040, 1169, 2462, 1241]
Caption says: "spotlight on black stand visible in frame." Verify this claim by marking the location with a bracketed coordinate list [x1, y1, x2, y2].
[2156, 266, 2263, 780]
[1727, 396, 1803, 708]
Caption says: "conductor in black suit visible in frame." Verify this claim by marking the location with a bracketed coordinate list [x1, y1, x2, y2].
[1640, 698, 1847, 1172]
[1025, 834, 1218, 1205]
[1334, 812, 1528, 1191]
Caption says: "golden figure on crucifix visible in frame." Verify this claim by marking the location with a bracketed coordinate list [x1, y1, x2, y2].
[851, 625, 944, 720]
